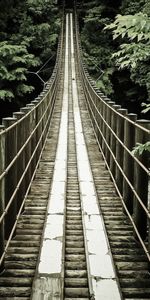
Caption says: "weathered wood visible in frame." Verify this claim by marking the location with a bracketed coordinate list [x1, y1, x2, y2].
[1, 298, 30, 300]
[113, 254, 147, 262]
[7, 247, 39, 254]
[0, 125, 5, 272]
[0, 277, 32, 286]
[133, 120, 150, 240]
[31, 100, 40, 164]
[5, 261, 36, 269]
[101, 97, 109, 154]
[123, 113, 137, 214]
[119, 270, 150, 278]
[65, 240, 84, 248]
[0, 287, 31, 297]
[65, 298, 89, 300]
[2, 117, 17, 240]
[4, 269, 35, 277]
[65, 287, 89, 297]
[13, 111, 26, 213]
[36, 101, 43, 160]
[109, 105, 121, 177]
[27, 104, 37, 179]
[122, 288, 150, 297]
[105, 101, 115, 163]
[65, 262, 86, 269]
[65, 278, 88, 287]
[116, 261, 149, 271]
[96, 96, 103, 146]
[94, 93, 100, 137]
[65, 270, 87, 278]
[120, 278, 150, 288]
[6, 253, 37, 261]
[115, 108, 128, 194]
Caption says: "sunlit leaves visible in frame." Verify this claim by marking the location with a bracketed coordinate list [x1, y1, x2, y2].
[0, 41, 40, 100]
[132, 142, 150, 155]
[105, 12, 150, 101]
[112, 43, 150, 69]
[0, 0, 60, 105]
[141, 102, 150, 113]
[0, 90, 14, 100]
[105, 13, 150, 42]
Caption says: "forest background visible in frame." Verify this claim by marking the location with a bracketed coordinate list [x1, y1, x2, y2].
[0, 0, 150, 122]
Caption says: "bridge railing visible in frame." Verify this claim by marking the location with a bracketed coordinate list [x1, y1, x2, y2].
[74, 11, 150, 266]
[0, 10, 65, 271]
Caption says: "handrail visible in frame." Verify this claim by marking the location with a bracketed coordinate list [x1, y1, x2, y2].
[87, 82, 150, 134]
[83, 75, 150, 176]
[0, 6, 65, 271]
[74, 8, 150, 265]
[0, 5, 150, 273]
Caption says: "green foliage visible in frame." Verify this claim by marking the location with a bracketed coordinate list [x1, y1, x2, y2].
[112, 43, 150, 69]
[105, 13, 150, 100]
[0, 90, 14, 100]
[105, 13, 150, 41]
[81, 3, 114, 97]
[80, 0, 149, 114]
[0, 41, 39, 102]
[141, 102, 150, 113]
[96, 68, 114, 95]
[133, 98, 150, 154]
[0, 0, 60, 106]
[120, 0, 146, 15]
[132, 141, 150, 155]
[16, 84, 34, 96]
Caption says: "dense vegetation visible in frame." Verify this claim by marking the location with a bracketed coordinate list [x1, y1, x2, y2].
[78, 0, 150, 118]
[0, 0, 60, 120]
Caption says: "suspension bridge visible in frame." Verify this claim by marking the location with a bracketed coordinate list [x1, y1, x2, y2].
[0, 7, 150, 300]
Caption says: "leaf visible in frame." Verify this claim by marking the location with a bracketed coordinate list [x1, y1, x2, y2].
[141, 103, 150, 113]
[16, 84, 34, 96]
[132, 142, 150, 155]
[137, 33, 144, 41]
[0, 89, 14, 100]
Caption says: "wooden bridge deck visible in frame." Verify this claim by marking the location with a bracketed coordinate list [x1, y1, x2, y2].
[0, 10, 150, 300]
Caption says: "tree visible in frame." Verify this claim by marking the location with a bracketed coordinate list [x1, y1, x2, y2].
[80, 2, 116, 96]
[105, 10, 150, 153]
[105, 12, 150, 106]
[80, 0, 149, 113]
[0, 41, 40, 103]
[0, 0, 60, 107]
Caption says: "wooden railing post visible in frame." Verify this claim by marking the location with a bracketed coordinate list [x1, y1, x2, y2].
[2, 117, 17, 239]
[94, 95, 101, 139]
[27, 104, 37, 177]
[97, 96, 103, 146]
[93, 93, 97, 134]
[123, 113, 137, 214]
[109, 105, 121, 178]
[133, 120, 150, 240]
[31, 100, 40, 164]
[115, 108, 128, 194]
[101, 97, 109, 154]
[0, 125, 5, 272]
[36, 101, 43, 160]
[105, 101, 115, 164]
[43, 94, 49, 142]
[40, 94, 47, 147]
[13, 112, 26, 213]
[20, 107, 32, 191]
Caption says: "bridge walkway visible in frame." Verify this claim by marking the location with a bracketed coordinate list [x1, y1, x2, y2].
[0, 10, 149, 300]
